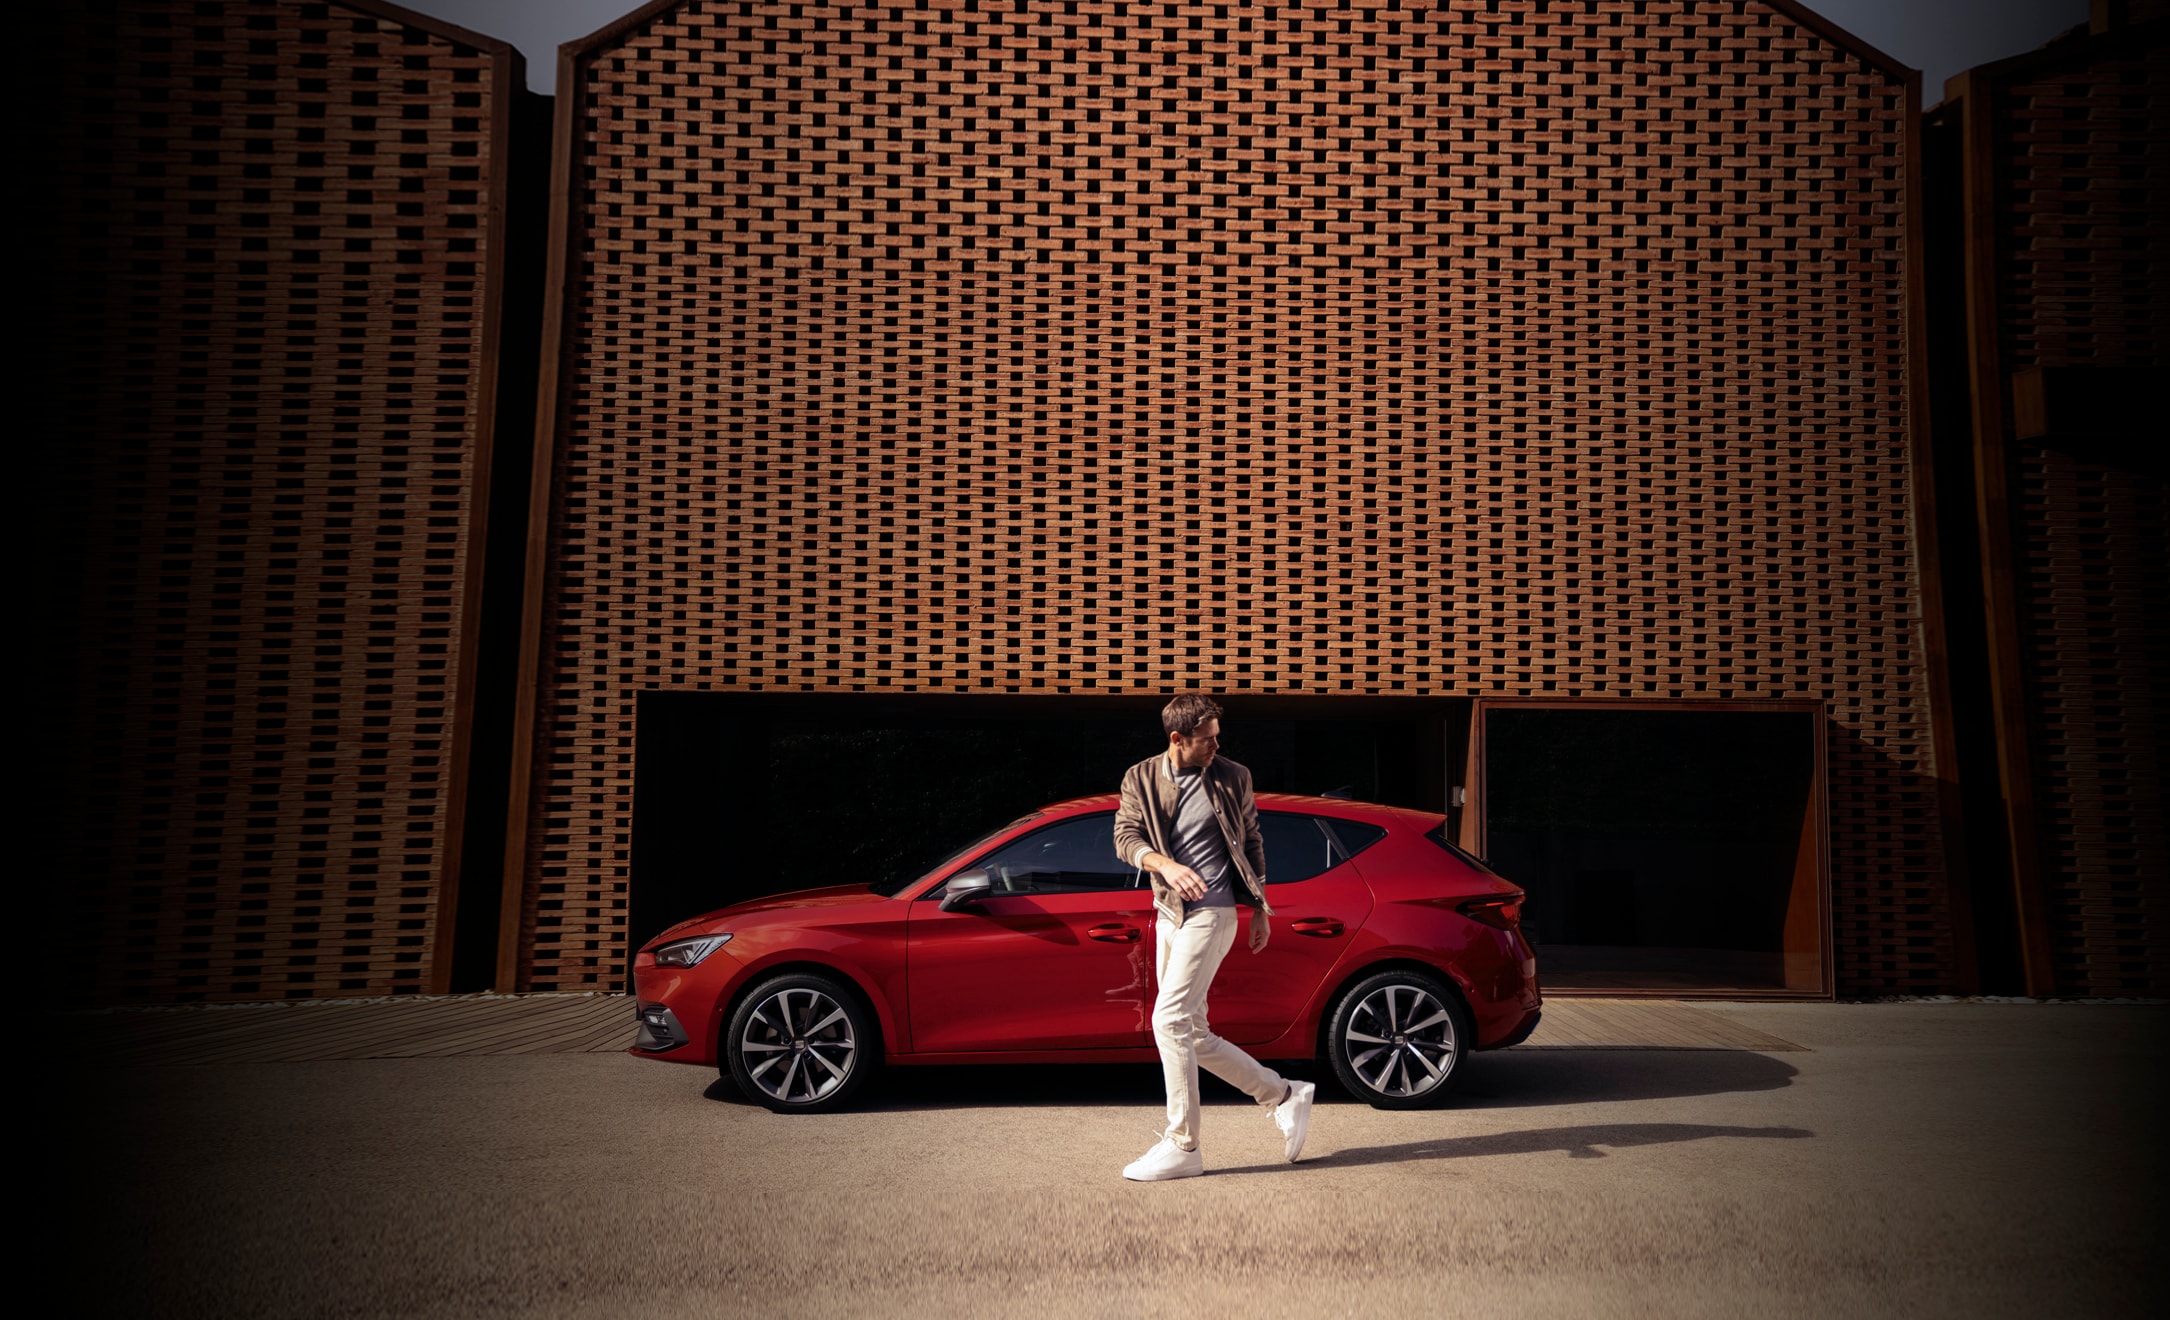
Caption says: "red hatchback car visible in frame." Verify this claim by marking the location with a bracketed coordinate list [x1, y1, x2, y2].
[631, 793, 1541, 1112]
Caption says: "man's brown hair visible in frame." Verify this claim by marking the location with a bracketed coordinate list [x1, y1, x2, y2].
[1161, 693, 1224, 739]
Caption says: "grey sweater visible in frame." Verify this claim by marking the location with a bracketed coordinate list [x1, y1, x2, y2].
[1170, 766, 1236, 910]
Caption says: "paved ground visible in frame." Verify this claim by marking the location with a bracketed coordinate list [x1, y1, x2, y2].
[58, 991, 1800, 1064]
[48, 1001, 2168, 1318]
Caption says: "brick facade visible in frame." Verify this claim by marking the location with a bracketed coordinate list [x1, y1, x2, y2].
[515, 1, 1947, 994]
[1992, 29, 2170, 994]
[42, 1, 523, 1000]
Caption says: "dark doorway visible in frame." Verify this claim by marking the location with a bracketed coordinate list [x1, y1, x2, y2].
[627, 693, 1465, 982]
[1470, 700, 1830, 997]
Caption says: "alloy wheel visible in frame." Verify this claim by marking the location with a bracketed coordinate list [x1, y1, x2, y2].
[1342, 982, 1459, 1098]
[739, 985, 858, 1105]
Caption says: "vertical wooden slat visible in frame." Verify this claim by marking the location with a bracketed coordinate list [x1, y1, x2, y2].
[1952, 70, 2060, 997]
[1899, 68, 1981, 996]
[495, 40, 593, 994]
[421, 24, 526, 996]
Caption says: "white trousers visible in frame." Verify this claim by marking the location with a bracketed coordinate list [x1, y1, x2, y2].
[1153, 905, 1287, 1152]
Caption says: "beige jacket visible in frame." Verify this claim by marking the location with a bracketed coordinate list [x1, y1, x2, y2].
[1113, 752, 1273, 929]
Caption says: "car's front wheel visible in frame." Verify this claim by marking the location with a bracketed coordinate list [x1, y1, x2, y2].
[1326, 969, 1470, 1109]
[723, 972, 878, 1113]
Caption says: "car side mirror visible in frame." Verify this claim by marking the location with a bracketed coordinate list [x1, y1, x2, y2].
[939, 869, 995, 912]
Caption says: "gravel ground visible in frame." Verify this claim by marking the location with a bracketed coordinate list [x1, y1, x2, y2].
[49, 1001, 2168, 1318]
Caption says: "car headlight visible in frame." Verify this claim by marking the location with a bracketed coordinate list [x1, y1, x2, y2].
[652, 933, 732, 967]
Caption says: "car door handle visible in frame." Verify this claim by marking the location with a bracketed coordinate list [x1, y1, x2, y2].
[1087, 923, 1142, 944]
[1290, 918, 1345, 938]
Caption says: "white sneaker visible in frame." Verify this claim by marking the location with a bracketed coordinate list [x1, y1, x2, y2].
[1273, 1080, 1316, 1162]
[1123, 1138, 1204, 1182]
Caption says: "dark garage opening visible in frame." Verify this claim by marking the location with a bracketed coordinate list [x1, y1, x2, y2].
[1470, 699, 1830, 997]
[627, 693, 1468, 980]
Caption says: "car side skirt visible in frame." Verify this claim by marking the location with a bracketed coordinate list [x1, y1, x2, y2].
[886, 1046, 1167, 1065]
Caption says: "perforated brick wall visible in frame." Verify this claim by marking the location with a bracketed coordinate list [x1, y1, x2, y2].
[44, 1, 514, 1001]
[522, 0, 1942, 993]
[1994, 33, 2170, 994]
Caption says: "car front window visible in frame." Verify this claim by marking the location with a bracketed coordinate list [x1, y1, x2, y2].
[870, 813, 1041, 897]
[950, 812, 1136, 897]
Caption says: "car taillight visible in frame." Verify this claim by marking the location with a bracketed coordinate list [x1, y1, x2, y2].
[1458, 895, 1524, 930]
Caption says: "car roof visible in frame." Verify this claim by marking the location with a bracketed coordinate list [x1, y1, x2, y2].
[1031, 790, 1437, 825]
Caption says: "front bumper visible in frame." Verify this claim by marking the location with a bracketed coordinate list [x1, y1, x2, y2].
[632, 1002, 692, 1054]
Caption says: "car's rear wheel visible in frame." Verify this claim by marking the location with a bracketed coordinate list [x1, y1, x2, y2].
[724, 973, 878, 1114]
[1326, 969, 1470, 1109]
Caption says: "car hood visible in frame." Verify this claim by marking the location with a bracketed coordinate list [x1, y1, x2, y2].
[715, 884, 888, 917]
[649, 884, 890, 945]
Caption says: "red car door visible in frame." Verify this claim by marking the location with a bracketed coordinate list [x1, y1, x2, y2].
[1208, 810, 1378, 1044]
[908, 812, 1157, 1052]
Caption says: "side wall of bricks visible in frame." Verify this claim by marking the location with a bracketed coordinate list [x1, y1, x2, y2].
[1994, 30, 2170, 994]
[43, 1, 516, 1001]
[520, 1, 1949, 994]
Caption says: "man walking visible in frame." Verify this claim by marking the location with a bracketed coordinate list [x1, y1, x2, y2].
[1113, 694, 1316, 1180]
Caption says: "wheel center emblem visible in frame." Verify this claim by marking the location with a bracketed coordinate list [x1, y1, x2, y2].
[793, 1039, 807, 1050]
[1393, 1034, 1407, 1046]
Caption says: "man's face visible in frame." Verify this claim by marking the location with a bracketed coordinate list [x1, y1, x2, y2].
[1170, 717, 1221, 769]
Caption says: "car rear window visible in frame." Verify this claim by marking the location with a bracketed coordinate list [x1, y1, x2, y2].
[1423, 820, 1504, 877]
[1321, 818, 1387, 858]
[1261, 811, 1387, 884]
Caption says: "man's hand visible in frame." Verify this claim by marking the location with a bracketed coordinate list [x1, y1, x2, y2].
[1152, 858, 1207, 902]
[1248, 907, 1270, 954]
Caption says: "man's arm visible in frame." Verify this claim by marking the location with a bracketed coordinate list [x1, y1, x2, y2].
[1114, 762, 1206, 901]
[1233, 762, 1272, 951]
[1234, 764, 1267, 891]
[1112, 764, 1154, 870]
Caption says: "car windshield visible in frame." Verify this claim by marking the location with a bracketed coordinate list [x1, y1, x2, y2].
[867, 813, 1043, 897]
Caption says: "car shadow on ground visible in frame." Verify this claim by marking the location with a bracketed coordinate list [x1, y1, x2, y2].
[1211, 1122, 1815, 1175]
[705, 1061, 1168, 1111]
[703, 1047, 1798, 1112]
[1453, 1048, 1799, 1108]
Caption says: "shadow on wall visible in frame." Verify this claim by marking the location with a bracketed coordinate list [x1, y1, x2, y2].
[1822, 722, 1986, 995]
[630, 693, 1466, 972]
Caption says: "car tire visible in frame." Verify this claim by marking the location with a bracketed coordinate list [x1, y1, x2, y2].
[1326, 969, 1470, 1110]
[723, 972, 879, 1114]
